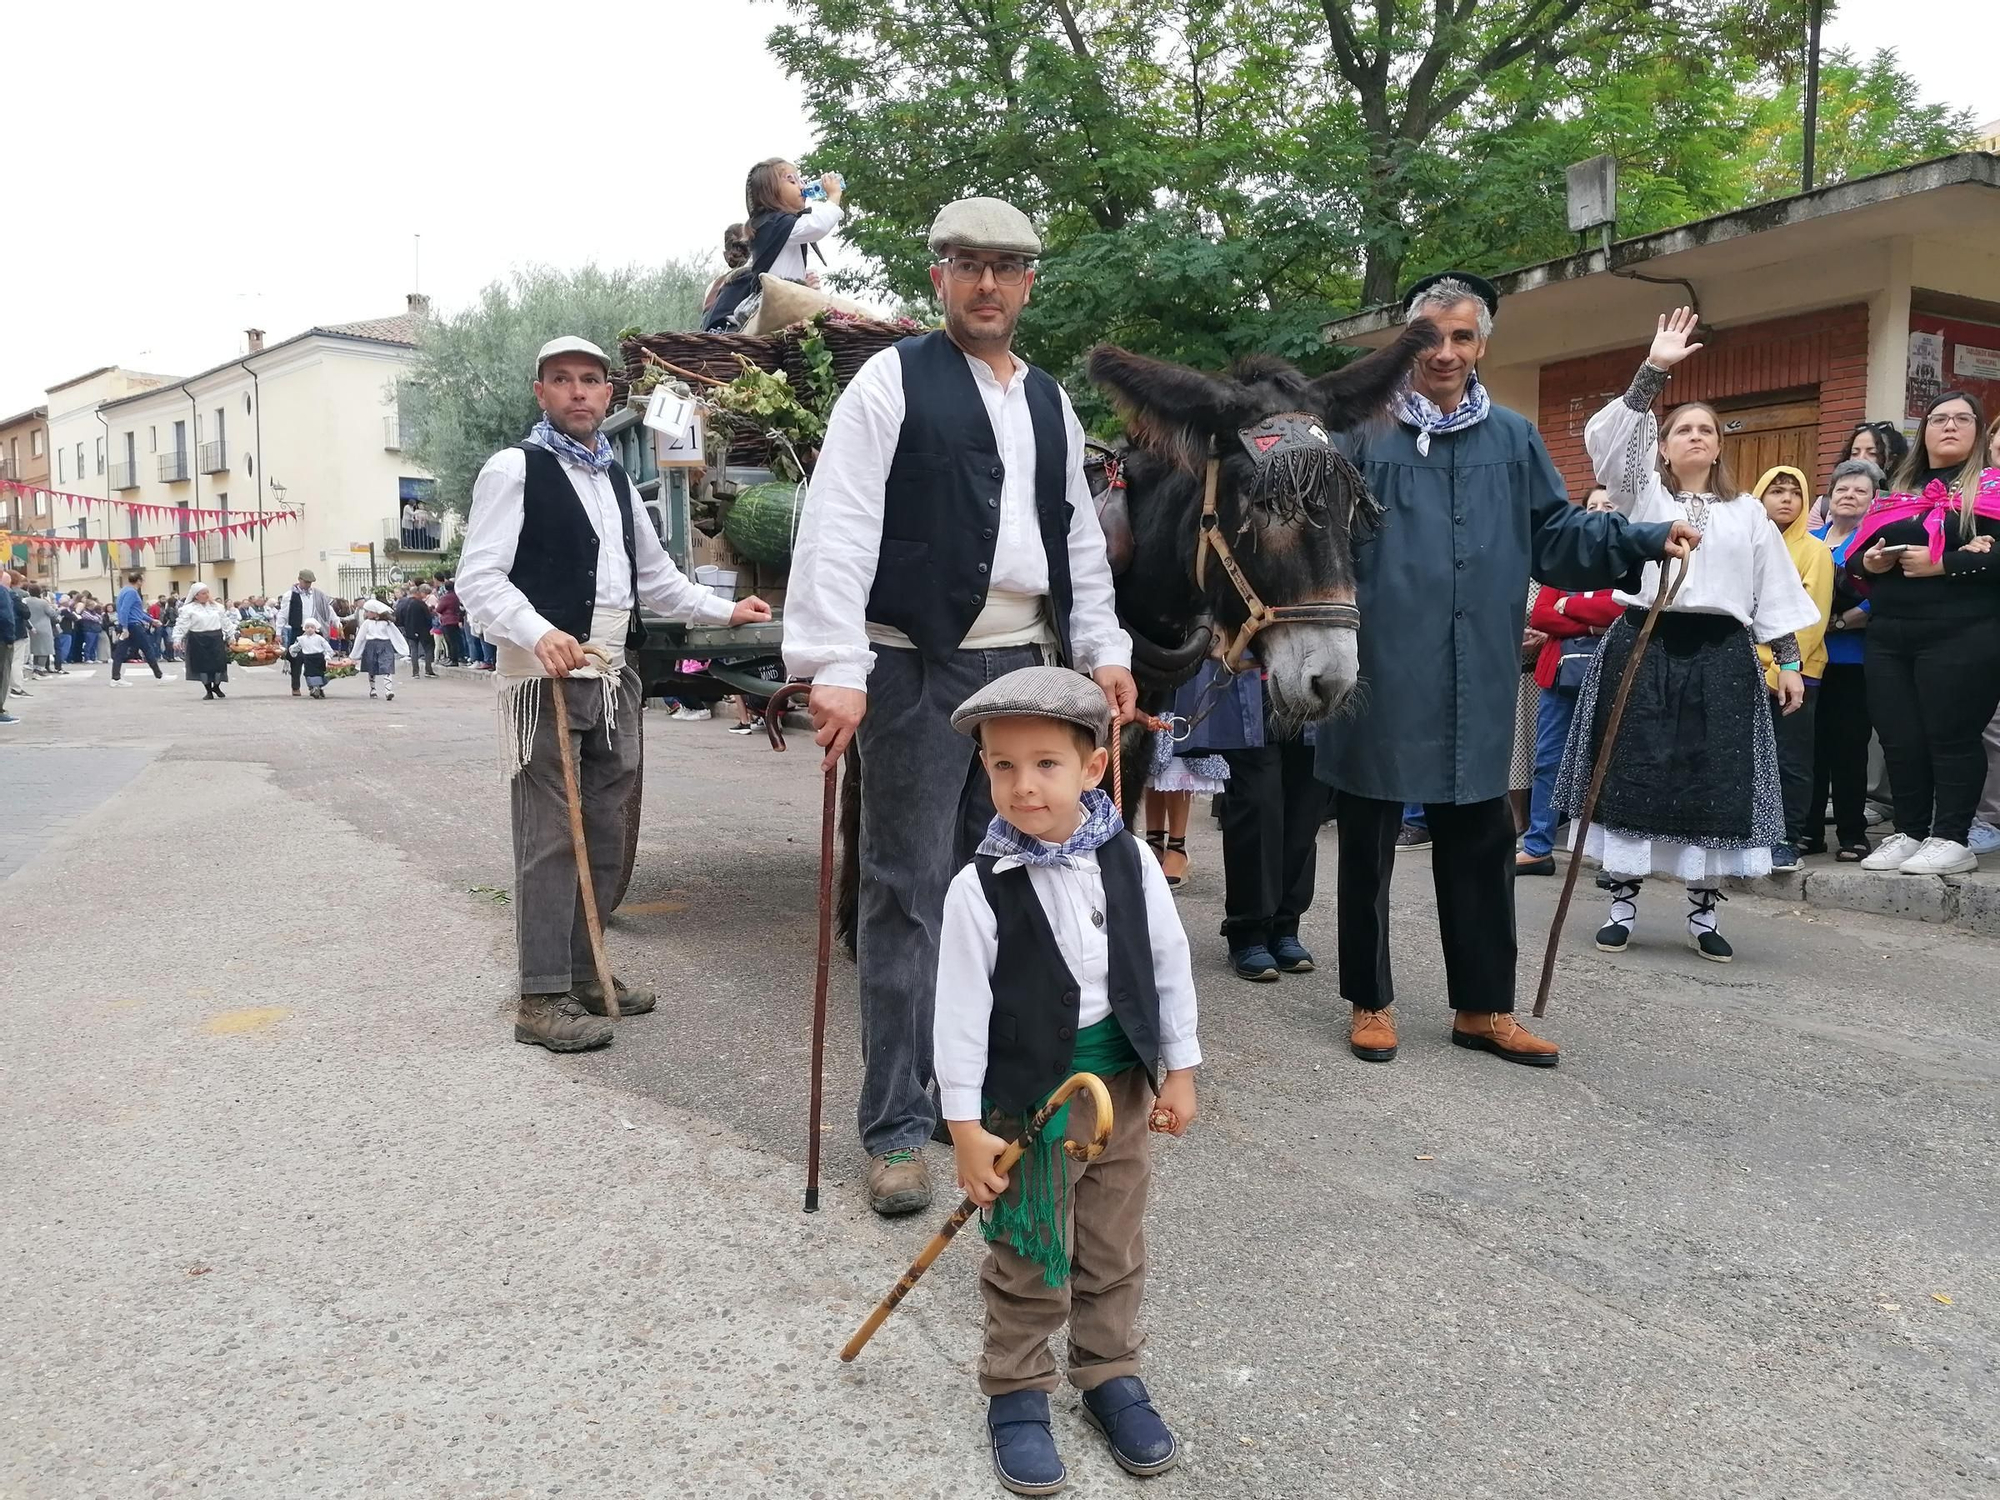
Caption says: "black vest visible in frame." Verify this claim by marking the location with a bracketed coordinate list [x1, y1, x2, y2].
[866, 331, 1075, 665]
[972, 832, 1161, 1116]
[509, 444, 642, 647]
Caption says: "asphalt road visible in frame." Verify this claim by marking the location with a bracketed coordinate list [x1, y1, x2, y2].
[3, 661, 1995, 1499]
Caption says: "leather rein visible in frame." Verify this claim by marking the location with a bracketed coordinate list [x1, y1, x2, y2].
[1195, 435, 1361, 674]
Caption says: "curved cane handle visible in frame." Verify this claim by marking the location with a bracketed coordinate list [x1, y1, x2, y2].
[763, 681, 811, 751]
[1050, 1071, 1115, 1163]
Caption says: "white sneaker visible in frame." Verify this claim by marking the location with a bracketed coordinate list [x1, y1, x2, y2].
[1967, 819, 2000, 857]
[671, 706, 712, 721]
[1864, 801, 1891, 827]
[1860, 832, 1922, 871]
[1897, 837, 1977, 877]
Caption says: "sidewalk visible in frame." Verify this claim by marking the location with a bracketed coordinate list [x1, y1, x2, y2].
[1728, 852, 2000, 935]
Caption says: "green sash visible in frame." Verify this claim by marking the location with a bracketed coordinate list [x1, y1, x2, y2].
[981, 1014, 1141, 1286]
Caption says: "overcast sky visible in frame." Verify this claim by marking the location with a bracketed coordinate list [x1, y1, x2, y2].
[2, 0, 1992, 418]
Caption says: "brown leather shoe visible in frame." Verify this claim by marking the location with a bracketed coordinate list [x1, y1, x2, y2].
[1350, 1005, 1398, 1062]
[866, 1149, 932, 1216]
[514, 993, 614, 1052]
[573, 976, 657, 1016]
[1451, 1011, 1559, 1067]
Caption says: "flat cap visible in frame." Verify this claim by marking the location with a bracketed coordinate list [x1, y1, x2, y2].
[928, 196, 1043, 259]
[951, 666, 1112, 747]
[535, 335, 612, 378]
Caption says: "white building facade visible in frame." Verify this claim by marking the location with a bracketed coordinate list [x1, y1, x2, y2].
[94, 299, 437, 602]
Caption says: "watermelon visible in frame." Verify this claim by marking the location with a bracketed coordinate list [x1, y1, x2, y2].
[724, 480, 807, 568]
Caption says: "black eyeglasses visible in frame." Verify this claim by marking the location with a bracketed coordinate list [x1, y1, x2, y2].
[938, 255, 1031, 286]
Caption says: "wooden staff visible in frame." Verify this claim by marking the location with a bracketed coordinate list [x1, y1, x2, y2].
[550, 658, 619, 1019]
[760, 688, 832, 1216]
[840, 1071, 1114, 1362]
[1532, 555, 1690, 1018]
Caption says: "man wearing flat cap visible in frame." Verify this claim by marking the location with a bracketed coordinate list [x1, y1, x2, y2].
[1316, 272, 1696, 1070]
[786, 195, 1136, 1215]
[459, 336, 771, 1053]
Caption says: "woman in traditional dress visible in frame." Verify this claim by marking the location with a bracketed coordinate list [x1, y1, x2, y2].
[1554, 308, 1819, 962]
[173, 580, 234, 701]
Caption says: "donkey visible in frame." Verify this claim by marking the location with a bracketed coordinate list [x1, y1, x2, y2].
[1087, 317, 1440, 735]
[827, 318, 1440, 946]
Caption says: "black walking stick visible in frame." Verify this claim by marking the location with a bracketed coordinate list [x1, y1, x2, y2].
[1533, 556, 1689, 1019]
[766, 684, 833, 1212]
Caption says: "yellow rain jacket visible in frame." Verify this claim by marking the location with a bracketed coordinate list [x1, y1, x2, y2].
[1754, 464, 1833, 689]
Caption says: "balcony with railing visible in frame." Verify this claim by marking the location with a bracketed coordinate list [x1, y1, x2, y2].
[159, 450, 190, 483]
[385, 515, 444, 553]
[198, 440, 228, 474]
[158, 534, 194, 567]
[384, 416, 408, 452]
[198, 525, 233, 563]
[111, 460, 141, 491]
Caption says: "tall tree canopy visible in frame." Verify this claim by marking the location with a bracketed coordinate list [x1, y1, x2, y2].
[768, 0, 1970, 406]
[403, 261, 710, 509]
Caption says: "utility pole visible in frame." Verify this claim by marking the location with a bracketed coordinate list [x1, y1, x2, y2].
[1802, 0, 1823, 193]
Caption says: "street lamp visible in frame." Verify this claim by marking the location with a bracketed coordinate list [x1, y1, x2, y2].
[266, 478, 286, 594]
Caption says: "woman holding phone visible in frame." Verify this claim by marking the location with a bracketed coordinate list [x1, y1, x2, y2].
[1848, 390, 2000, 874]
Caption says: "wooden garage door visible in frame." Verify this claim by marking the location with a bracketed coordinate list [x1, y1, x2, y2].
[1718, 400, 1820, 490]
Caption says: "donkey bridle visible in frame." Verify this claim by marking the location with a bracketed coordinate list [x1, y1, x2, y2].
[1196, 435, 1361, 673]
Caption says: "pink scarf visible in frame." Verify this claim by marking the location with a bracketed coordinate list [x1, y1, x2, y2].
[1848, 467, 2000, 568]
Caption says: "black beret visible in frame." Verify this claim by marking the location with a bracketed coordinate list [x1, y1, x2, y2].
[1402, 270, 1501, 319]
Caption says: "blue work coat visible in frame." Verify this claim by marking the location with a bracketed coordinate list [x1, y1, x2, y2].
[1315, 408, 1670, 805]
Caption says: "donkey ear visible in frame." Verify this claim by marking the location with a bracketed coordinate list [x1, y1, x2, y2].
[1087, 345, 1254, 473]
[1311, 318, 1444, 430]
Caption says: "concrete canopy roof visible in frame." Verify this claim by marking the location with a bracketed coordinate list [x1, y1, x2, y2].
[1323, 151, 2000, 366]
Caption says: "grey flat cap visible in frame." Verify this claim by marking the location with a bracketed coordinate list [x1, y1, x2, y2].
[928, 196, 1043, 258]
[951, 666, 1111, 747]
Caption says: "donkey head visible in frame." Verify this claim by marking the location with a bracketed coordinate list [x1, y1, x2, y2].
[1088, 318, 1439, 726]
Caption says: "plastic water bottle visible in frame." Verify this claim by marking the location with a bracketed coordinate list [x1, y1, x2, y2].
[801, 173, 841, 202]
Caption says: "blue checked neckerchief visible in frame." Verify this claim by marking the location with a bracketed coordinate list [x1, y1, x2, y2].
[1394, 370, 1491, 456]
[977, 789, 1124, 869]
[526, 415, 614, 473]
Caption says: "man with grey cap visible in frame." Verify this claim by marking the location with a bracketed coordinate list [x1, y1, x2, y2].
[460, 336, 771, 1052]
[277, 568, 337, 696]
[786, 195, 1137, 1216]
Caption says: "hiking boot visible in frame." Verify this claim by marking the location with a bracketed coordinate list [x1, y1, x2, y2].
[513, 992, 613, 1053]
[1451, 1011, 1559, 1067]
[1080, 1376, 1180, 1477]
[866, 1148, 932, 1216]
[1350, 1005, 1398, 1062]
[574, 976, 657, 1016]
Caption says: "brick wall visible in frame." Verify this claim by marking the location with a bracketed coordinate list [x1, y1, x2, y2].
[1537, 303, 1871, 496]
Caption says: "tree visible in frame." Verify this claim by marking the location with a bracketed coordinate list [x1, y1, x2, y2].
[402, 261, 712, 510]
[1745, 46, 1973, 196]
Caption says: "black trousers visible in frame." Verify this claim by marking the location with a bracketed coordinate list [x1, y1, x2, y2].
[1336, 792, 1517, 1014]
[409, 632, 435, 671]
[1770, 682, 1818, 848]
[1811, 661, 1872, 847]
[1865, 614, 2000, 845]
[110, 627, 161, 680]
[1217, 739, 1329, 946]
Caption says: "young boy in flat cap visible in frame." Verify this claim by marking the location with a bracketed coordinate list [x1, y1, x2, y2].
[935, 664, 1200, 1495]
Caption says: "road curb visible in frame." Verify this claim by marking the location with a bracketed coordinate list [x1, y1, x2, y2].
[1726, 861, 2000, 937]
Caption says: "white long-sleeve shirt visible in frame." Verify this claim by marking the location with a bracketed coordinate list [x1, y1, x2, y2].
[1585, 380, 1820, 644]
[772, 202, 843, 282]
[783, 344, 1132, 692]
[933, 842, 1202, 1122]
[457, 446, 736, 653]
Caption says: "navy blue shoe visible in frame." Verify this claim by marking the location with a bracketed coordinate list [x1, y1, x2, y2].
[1229, 944, 1280, 982]
[988, 1390, 1067, 1495]
[1269, 935, 1315, 973]
[1769, 843, 1800, 872]
[1081, 1377, 1180, 1477]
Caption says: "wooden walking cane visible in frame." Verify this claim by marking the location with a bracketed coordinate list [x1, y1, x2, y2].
[550, 650, 619, 1019]
[764, 683, 834, 1212]
[1532, 555, 1690, 1018]
[840, 1071, 1115, 1362]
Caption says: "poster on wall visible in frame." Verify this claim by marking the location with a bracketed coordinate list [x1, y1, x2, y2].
[1906, 331, 1945, 419]
[1953, 344, 2000, 383]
